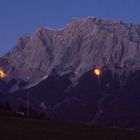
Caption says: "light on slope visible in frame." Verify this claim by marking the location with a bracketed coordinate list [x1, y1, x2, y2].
[94, 68, 101, 76]
[0, 68, 6, 78]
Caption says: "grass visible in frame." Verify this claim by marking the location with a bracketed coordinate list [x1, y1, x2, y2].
[0, 115, 140, 140]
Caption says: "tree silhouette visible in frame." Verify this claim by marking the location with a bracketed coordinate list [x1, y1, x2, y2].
[5, 102, 12, 111]
[0, 102, 4, 111]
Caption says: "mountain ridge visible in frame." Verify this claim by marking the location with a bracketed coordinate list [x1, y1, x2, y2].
[2, 16, 140, 85]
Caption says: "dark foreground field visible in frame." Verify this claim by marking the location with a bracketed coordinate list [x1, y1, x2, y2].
[0, 115, 140, 140]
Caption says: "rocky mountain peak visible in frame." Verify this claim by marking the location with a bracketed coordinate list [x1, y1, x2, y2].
[1, 17, 140, 87]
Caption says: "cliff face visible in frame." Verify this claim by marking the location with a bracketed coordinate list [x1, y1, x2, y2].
[3, 17, 140, 85]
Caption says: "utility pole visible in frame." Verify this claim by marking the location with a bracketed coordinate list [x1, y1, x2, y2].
[93, 68, 102, 88]
[45, 110, 47, 120]
[27, 92, 30, 116]
[97, 74, 101, 88]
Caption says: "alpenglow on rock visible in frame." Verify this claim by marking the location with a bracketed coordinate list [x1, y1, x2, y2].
[2, 17, 140, 84]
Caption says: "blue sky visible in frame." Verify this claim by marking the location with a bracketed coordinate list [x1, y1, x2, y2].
[0, 0, 140, 55]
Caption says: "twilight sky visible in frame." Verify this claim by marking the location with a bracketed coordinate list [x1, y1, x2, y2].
[0, 0, 140, 55]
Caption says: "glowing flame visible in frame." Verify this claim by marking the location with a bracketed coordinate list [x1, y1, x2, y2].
[0, 68, 6, 78]
[94, 68, 101, 76]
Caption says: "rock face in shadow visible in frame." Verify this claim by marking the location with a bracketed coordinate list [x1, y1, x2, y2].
[2, 67, 140, 130]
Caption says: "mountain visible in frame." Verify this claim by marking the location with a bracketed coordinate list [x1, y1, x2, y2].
[3, 17, 140, 84]
[1, 17, 140, 130]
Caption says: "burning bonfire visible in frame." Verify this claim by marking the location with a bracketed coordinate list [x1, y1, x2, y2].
[0, 68, 6, 78]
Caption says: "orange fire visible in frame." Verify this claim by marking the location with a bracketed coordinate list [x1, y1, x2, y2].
[93, 68, 101, 76]
[0, 68, 6, 78]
